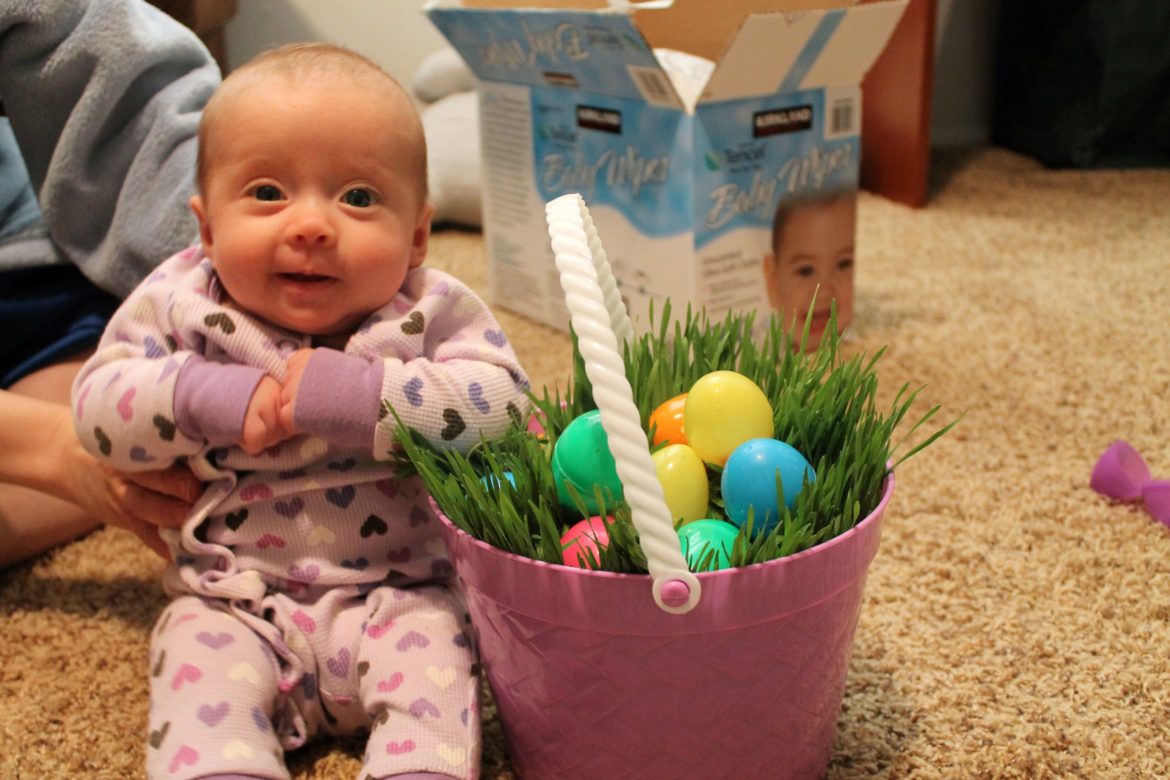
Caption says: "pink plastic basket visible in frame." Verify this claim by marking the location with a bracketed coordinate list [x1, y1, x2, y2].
[435, 194, 895, 779]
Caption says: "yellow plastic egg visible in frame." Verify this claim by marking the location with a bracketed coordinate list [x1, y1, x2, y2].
[652, 443, 709, 526]
[649, 393, 688, 447]
[684, 371, 774, 465]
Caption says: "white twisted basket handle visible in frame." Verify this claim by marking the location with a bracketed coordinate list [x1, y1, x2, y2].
[546, 194, 702, 614]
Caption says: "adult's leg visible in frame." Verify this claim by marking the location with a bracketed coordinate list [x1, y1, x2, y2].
[0, 355, 98, 565]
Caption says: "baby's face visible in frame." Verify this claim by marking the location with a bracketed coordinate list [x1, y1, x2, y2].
[763, 196, 856, 349]
[191, 72, 431, 337]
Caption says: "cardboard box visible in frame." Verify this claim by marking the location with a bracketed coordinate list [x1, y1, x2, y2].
[424, 0, 906, 344]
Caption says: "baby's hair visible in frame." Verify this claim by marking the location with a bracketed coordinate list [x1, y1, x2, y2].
[770, 189, 856, 253]
[196, 42, 427, 197]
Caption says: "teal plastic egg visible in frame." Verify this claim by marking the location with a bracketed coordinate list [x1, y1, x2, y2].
[552, 410, 623, 514]
[721, 438, 815, 534]
[479, 471, 517, 492]
[677, 519, 740, 571]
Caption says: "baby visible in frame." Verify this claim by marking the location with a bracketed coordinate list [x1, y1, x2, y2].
[72, 43, 530, 780]
[762, 191, 857, 349]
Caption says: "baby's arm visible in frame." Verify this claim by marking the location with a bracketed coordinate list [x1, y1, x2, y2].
[285, 271, 531, 457]
[73, 253, 271, 469]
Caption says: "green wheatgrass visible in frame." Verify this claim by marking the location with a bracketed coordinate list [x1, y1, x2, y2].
[391, 302, 958, 573]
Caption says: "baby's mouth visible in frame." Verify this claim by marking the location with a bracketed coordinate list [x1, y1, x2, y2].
[807, 310, 832, 329]
[278, 272, 333, 283]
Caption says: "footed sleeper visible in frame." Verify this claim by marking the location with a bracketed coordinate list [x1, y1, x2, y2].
[73, 246, 529, 779]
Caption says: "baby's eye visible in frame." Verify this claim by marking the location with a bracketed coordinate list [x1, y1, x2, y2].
[252, 184, 284, 202]
[341, 188, 376, 208]
[837, 257, 854, 271]
[795, 265, 816, 278]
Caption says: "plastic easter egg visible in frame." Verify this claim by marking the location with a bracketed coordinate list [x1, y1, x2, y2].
[479, 471, 517, 492]
[721, 438, 816, 534]
[684, 371, 774, 465]
[552, 410, 623, 514]
[677, 519, 740, 571]
[560, 515, 615, 569]
[550, 457, 576, 510]
[649, 393, 689, 447]
[652, 443, 708, 525]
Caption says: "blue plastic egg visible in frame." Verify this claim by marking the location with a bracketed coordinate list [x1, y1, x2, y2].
[721, 439, 815, 534]
[479, 471, 517, 492]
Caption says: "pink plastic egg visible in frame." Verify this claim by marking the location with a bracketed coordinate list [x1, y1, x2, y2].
[560, 515, 615, 569]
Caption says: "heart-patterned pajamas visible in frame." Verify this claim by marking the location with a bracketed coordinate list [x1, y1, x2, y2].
[149, 583, 478, 780]
[73, 246, 530, 779]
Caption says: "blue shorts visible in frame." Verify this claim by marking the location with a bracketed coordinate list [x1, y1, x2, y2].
[0, 264, 119, 389]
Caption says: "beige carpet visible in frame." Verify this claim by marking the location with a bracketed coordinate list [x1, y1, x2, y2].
[4, 148, 1170, 778]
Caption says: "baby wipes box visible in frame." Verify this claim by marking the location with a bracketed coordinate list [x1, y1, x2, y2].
[424, 0, 907, 342]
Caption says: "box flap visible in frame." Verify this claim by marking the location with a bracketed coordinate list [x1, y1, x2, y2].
[425, 4, 683, 106]
[630, 0, 853, 63]
[700, 0, 908, 103]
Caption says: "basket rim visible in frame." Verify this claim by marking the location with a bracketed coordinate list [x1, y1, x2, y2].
[434, 467, 893, 580]
[432, 469, 894, 634]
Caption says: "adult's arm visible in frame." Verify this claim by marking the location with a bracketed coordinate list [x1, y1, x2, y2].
[0, 0, 219, 296]
[0, 389, 200, 563]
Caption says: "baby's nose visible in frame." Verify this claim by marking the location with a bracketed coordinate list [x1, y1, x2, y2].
[288, 202, 336, 246]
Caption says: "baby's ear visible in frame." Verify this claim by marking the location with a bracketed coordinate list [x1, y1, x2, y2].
[189, 195, 214, 255]
[761, 251, 777, 282]
[762, 251, 781, 310]
[409, 200, 436, 269]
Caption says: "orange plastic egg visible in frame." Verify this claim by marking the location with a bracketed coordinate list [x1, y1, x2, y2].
[649, 393, 689, 447]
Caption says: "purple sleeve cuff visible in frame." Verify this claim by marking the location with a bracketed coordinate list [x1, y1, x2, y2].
[174, 355, 266, 445]
[294, 349, 385, 449]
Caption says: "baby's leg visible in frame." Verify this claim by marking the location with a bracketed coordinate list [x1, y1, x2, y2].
[357, 585, 480, 780]
[147, 595, 288, 780]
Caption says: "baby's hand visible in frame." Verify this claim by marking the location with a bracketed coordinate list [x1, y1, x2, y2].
[279, 348, 314, 435]
[240, 375, 286, 455]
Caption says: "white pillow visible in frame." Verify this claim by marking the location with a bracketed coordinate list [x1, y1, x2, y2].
[423, 91, 483, 227]
[412, 47, 476, 104]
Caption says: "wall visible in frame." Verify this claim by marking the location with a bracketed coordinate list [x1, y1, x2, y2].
[224, 0, 449, 88]
[226, 0, 999, 148]
[932, 0, 999, 148]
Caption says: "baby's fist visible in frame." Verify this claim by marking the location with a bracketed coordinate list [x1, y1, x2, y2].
[241, 375, 285, 454]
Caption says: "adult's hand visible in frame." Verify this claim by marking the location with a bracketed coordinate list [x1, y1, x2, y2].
[61, 445, 202, 560]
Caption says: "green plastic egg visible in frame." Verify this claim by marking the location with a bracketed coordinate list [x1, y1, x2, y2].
[677, 518, 740, 572]
[552, 410, 623, 514]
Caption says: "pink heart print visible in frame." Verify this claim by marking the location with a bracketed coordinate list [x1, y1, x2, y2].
[168, 745, 199, 773]
[377, 672, 405, 693]
[116, 387, 136, 421]
[239, 484, 274, 502]
[291, 610, 317, 634]
[171, 663, 202, 691]
[367, 619, 395, 639]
